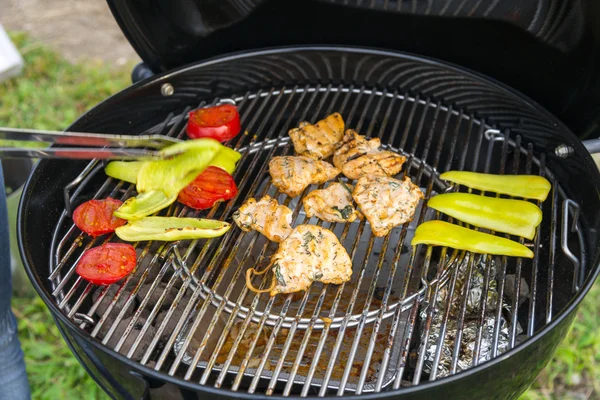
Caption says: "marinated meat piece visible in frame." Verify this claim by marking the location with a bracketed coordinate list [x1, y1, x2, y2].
[232, 195, 293, 242]
[303, 182, 362, 223]
[289, 113, 345, 159]
[333, 129, 406, 180]
[269, 156, 340, 197]
[333, 129, 380, 168]
[248, 224, 352, 296]
[342, 150, 406, 180]
[353, 175, 424, 237]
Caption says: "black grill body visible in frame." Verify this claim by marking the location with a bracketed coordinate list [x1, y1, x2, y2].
[18, 48, 600, 400]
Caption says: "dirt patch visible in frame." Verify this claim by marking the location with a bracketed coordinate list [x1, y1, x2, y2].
[1, 0, 140, 65]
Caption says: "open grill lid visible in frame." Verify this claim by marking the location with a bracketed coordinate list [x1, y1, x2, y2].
[105, 0, 600, 140]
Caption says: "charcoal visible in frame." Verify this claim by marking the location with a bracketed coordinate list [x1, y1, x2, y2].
[155, 294, 192, 340]
[92, 285, 134, 319]
[136, 282, 177, 310]
[101, 315, 157, 361]
[131, 264, 160, 284]
[504, 275, 530, 307]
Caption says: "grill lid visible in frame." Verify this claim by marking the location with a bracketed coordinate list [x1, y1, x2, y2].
[105, 0, 586, 72]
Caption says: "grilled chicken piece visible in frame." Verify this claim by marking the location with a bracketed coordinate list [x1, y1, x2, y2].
[265, 225, 352, 296]
[232, 195, 293, 242]
[269, 156, 340, 197]
[333, 129, 406, 180]
[303, 182, 362, 223]
[333, 129, 380, 167]
[288, 113, 345, 159]
[353, 175, 424, 237]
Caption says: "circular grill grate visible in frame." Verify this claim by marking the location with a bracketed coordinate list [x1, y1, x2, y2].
[44, 63, 583, 396]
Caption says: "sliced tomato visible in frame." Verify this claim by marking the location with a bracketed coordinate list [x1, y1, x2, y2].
[178, 166, 238, 210]
[76, 243, 137, 285]
[186, 104, 241, 142]
[73, 198, 127, 237]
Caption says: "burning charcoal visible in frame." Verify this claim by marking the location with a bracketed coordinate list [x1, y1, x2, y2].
[136, 282, 177, 310]
[101, 315, 157, 362]
[503, 275, 530, 307]
[92, 285, 134, 319]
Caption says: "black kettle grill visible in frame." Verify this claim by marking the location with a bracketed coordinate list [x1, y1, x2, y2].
[17, 1, 600, 399]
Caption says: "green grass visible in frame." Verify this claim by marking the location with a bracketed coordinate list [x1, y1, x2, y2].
[2, 31, 131, 400]
[520, 281, 600, 400]
[11, 297, 109, 400]
[2, 32, 599, 400]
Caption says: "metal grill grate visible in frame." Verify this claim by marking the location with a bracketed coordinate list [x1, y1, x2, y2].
[48, 84, 583, 396]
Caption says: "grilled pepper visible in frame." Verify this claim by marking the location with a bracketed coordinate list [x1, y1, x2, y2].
[104, 161, 144, 184]
[427, 193, 542, 240]
[113, 139, 241, 220]
[411, 220, 534, 258]
[115, 216, 230, 241]
[105, 143, 240, 184]
[439, 171, 551, 201]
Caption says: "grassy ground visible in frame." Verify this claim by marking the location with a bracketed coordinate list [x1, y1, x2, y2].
[2, 32, 599, 400]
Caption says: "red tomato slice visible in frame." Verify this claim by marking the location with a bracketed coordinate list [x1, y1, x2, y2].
[76, 243, 137, 285]
[178, 166, 238, 210]
[73, 198, 127, 237]
[186, 104, 241, 142]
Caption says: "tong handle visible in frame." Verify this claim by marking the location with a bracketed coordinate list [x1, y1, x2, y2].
[0, 147, 171, 160]
[0, 127, 182, 149]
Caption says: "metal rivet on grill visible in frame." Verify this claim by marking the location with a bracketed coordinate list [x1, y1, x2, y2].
[161, 83, 174, 96]
[554, 144, 574, 158]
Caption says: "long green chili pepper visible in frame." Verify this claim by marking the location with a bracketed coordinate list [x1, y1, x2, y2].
[427, 193, 542, 240]
[105, 141, 241, 184]
[115, 216, 230, 241]
[439, 171, 551, 201]
[112, 138, 241, 220]
[411, 220, 534, 258]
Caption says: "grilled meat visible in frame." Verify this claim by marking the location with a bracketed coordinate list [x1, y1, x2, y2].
[333, 129, 380, 167]
[264, 224, 352, 296]
[303, 182, 362, 223]
[353, 175, 424, 237]
[232, 195, 293, 242]
[333, 129, 406, 180]
[269, 156, 340, 197]
[289, 113, 345, 159]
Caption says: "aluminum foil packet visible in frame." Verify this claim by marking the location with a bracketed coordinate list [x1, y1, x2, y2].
[420, 254, 523, 378]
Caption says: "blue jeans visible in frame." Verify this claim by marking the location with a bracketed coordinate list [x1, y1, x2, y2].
[0, 163, 31, 400]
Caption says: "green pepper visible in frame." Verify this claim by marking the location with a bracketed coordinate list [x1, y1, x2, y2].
[105, 161, 144, 184]
[115, 216, 230, 241]
[411, 220, 534, 258]
[113, 139, 241, 220]
[427, 193, 542, 240]
[105, 142, 241, 184]
[439, 171, 551, 201]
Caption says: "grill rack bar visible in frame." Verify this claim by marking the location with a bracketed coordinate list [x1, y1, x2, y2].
[46, 84, 585, 396]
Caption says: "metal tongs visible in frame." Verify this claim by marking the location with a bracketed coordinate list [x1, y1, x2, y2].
[0, 127, 183, 160]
